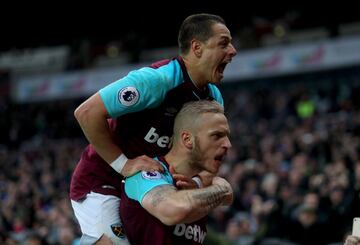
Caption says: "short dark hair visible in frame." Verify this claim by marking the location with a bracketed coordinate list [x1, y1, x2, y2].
[178, 13, 225, 55]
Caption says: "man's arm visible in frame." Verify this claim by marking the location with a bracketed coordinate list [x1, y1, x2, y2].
[74, 92, 119, 163]
[74, 92, 163, 176]
[141, 176, 233, 225]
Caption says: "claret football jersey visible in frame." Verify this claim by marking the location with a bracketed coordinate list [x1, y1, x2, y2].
[70, 57, 223, 201]
[120, 156, 208, 245]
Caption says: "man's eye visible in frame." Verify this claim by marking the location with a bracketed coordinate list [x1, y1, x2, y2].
[212, 134, 221, 139]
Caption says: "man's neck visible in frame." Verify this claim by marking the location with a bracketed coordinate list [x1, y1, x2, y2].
[181, 55, 206, 90]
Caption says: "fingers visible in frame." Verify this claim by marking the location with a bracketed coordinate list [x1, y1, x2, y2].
[141, 163, 163, 173]
[172, 174, 198, 189]
[137, 155, 164, 172]
[198, 171, 215, 187]
[175, 180, 197, 190]
[172, 174, 190, 181]
[122, 156, 164, 177]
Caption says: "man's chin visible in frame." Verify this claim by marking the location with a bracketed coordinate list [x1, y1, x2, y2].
[212, 161, 221, 172]
[210, 79, 221, 85]
[216, 74, 224, 84]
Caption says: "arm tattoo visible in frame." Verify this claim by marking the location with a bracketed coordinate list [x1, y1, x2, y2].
[188, 185, 227, 211]
[148, 185, 177, 208]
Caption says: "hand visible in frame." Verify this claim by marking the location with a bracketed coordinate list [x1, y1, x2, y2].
[121, 155, 164, 177]
[173, 174, 198, 190]
[198, 171, 215, 187]
[169, 166, 198, 190]
[345, 235, 360, 245]
[212, 176, 233, 206]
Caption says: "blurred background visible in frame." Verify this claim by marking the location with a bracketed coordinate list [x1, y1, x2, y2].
[1, 4, 360, 245]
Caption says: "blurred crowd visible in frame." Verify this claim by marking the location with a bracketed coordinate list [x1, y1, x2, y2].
[0, 100, 85, 244]
[1, 67, 360, 245]
[209, 67, 360, 245]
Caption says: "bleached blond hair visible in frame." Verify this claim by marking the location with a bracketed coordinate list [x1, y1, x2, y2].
[172, 100, 224, 143]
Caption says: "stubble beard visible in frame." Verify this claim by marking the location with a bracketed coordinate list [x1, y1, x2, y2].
[188, 136, 205, 173]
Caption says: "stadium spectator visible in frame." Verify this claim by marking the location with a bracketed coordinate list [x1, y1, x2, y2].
[345, 235, 360, 245]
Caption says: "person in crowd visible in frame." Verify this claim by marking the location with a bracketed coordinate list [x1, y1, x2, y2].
[345, 235, 360, 245]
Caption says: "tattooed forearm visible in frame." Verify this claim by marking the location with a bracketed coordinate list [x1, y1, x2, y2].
[149, 185, 177, 208]
[143, 182, 231, 225]
[176, 184, 230, 223]
[188, 185, 228, 210]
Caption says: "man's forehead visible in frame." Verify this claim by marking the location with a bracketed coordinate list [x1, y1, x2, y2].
[200, 114, 229, 131]
[212, 23, 231, 37]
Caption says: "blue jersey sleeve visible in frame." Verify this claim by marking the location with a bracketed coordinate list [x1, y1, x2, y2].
[125, 168, 173, 205]
[99, 60, 183, 118]
[208, 84, 224, 107]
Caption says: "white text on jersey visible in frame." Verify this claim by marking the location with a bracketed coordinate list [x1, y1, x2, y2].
[144, 127, 170, 148]
[173, 224, 206, 243]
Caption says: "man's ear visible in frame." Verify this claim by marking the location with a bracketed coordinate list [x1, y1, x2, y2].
[182, 131, 194, 149]
[191, 39, 202, 58]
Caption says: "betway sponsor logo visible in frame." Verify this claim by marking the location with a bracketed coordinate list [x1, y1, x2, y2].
[144, 127, 170, 148]
[173, 224, 206, 244]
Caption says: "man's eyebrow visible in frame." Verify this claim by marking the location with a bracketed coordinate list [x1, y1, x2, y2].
[210, 129, 230, 136]
[219, 36, 231, 41]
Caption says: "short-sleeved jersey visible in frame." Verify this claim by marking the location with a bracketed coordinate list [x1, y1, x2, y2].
[120, 156, 207, 245]
[70, 57, 223, 201]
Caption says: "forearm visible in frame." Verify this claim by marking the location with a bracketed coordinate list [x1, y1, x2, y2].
[197, 171, 215, 187]
[75, 93, 122, 164]
[143, 184, 230, 225]
[180, 184, 229, 223]
[81, 116, 121, 163]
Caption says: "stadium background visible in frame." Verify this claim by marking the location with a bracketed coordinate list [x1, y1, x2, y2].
[1, 5, 360, 245]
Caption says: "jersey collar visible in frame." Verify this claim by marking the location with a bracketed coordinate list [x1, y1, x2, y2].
[176, 56, 210, 99]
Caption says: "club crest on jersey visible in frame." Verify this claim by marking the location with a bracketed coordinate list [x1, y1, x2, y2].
[141, 170, 162, 180]
[110, 223, 126, 238]
[118, 86, 139, 106]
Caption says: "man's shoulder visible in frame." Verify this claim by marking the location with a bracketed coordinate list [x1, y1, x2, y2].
[132, 57, 182, 85]
[126, 168, 171, 184]
[125, 168, 172, 201]
[207, 84, 223, 106]
[149, 58, 174, 69]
